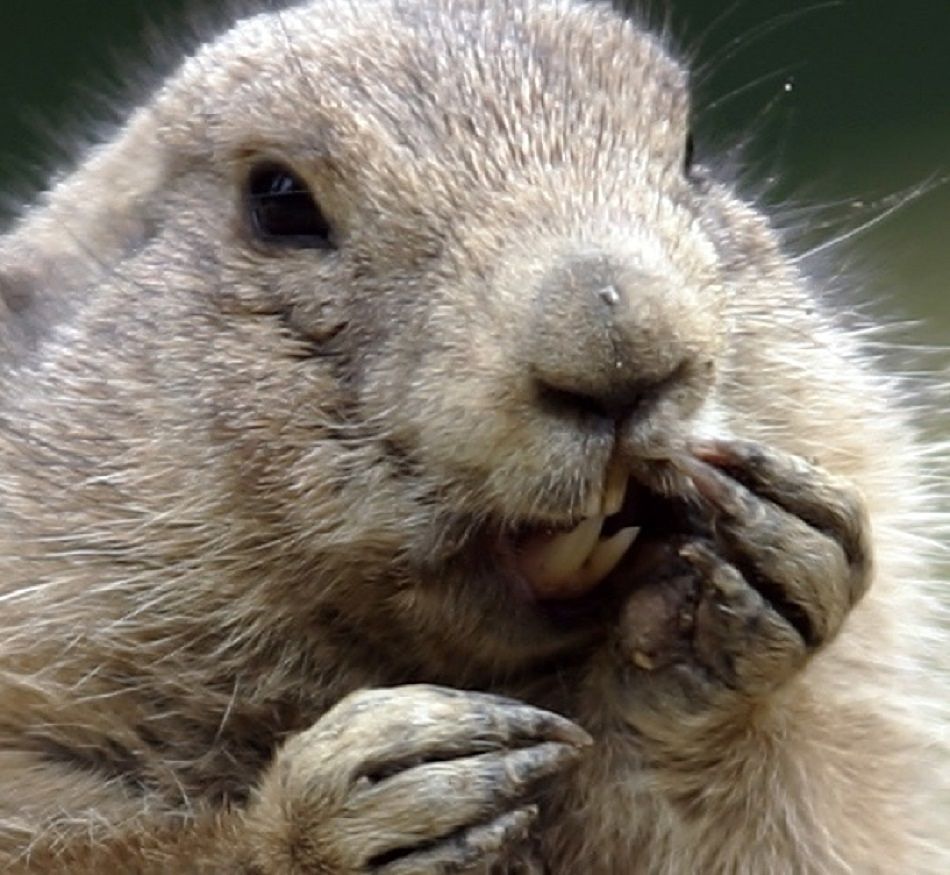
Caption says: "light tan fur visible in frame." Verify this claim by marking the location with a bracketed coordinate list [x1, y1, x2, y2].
[0, 1, 946, 872]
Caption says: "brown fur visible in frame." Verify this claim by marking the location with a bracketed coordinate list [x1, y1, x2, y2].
[0, 1, 946, 872]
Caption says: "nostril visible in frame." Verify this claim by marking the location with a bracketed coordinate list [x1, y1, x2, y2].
[534, 378, 649, 425]
[532, 360, 690, 426]
[535, 381, 621, 423]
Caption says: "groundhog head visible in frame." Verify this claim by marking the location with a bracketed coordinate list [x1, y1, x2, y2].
[4, 0, 806, 680]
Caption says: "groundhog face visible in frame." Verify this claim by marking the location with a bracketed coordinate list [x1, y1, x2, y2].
[133, 0, 786, 676]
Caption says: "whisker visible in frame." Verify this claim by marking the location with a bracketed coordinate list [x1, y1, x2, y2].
[693, 1, 844, 87]
[796, 177, 949, 263]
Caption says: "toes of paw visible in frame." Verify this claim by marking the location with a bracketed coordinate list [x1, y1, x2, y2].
[729, 529, 848, 647]
[687, 440, 872, 587]
[676, 469, 851, 648]
[298, 685, 589, 789]
[374, 806, 538, 874]
[341, 743, 574, 870]
[680, 542, 808, 688]
[354, 742, 579, 823]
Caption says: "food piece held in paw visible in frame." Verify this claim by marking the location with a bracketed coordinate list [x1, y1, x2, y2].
[616, 538, 702, 671]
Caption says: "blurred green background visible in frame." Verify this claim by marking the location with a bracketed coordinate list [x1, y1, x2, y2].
[0, 0, 947, 389]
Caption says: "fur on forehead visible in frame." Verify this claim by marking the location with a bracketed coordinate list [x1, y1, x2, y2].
[157, 0, 689, 180]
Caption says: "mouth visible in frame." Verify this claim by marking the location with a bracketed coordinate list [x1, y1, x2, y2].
[494, 457, 708, 622]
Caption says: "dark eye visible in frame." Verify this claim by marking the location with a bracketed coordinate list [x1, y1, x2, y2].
[246, 163, 335, 249]
[683, 133, 696, 179]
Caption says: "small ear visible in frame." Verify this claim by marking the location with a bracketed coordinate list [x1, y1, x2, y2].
[0, 108, 170, 357]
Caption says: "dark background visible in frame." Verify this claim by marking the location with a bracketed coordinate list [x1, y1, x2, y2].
[1, 0, 948, 358]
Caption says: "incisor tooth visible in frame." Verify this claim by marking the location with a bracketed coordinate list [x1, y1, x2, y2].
[583, 489, 602, 519]
[518, 515, 604, 590]
[603, 463, 628, 516]
[573, 527, 639, 589]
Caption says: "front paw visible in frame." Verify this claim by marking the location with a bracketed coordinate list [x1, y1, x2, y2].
[246, 685, 588, 874]
[614, 439, 872, 731]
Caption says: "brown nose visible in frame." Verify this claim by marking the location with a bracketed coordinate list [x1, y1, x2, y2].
[528, 253, 706, 425]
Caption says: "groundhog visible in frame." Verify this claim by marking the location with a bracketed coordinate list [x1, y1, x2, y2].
[0, 0, 946, 872]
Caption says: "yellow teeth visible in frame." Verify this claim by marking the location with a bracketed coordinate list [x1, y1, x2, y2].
[518, 516, 604, 593]
[583, 489, 603, 519]
[515, 464, 636, 600]
[542, 526, 640, 599]
[578, 526, 639, 585]
[582, 460, 627, 518]
[603, 461, 628, 516]
[515, 517, 640, 600]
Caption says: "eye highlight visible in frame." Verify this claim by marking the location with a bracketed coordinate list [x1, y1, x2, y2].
[246, 162, 335, 249]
